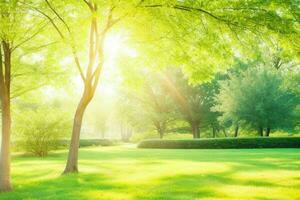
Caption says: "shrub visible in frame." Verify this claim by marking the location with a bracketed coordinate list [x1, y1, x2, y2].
[138, 137, 300, 149]
[59, 139, 115, 148]
[80, 139, 115, 147]
[15, 108, 71, 156]
[130, 131, 159, 143]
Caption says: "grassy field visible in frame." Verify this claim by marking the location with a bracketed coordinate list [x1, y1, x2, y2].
[1, 145, 300, 200]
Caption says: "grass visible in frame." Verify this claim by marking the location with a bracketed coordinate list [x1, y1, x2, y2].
[1, 145, 300, 200]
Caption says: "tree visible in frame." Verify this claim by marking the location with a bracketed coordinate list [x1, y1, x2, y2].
[125, 72, 176, 139]
[34, 0, 300, 173]
[215, 65, 299, 136]
[0, 1, 58, 191]
[139, 0, 299, 83]
[199, 75, 226, 138]
[38, 0, 146, 173]
[161, 69, 206, 138]
[0, 32, 12, 193]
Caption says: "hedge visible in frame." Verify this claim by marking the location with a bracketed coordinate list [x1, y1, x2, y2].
[59, 139, 115, 148]
[138, 137, 300, 149]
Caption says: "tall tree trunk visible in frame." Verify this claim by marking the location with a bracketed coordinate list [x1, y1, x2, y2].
[0, 93, 11, 192]
[265, 127, 271, 137]
[63, 89, 91, 174]
[44, 1, 112, 175]
[234, 125, 239, 137]
[0, 42, 12, 192]
[258, 126, 263, 137]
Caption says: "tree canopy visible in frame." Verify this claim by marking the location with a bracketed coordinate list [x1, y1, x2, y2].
[0, 0, 299, 192]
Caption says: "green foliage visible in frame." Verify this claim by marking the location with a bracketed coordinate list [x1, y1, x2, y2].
[138, 137, 300, 149]
[79, 139, 115, 147]
[115, 71, 178, 138]
[15, 108, 71, 157]
[215, 65, 299, 134]
[130, 131, 159, 143]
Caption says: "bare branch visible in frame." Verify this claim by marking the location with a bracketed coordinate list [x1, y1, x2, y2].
[12, 20, 51, 51]
[11, 84, 47, 99]
[86, 18, 97, 78]
[141, 4, 238, 27]
[44, 0, 72, 34]
[43, 0, 85, 81]
[32, 6, 65, 39]
[82, 0, 94, 11]
[0, 44, 4, 90]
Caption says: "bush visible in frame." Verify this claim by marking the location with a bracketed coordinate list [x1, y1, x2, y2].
[138, 137, 300, 149]
[80, 139, 115, 147]
[59, 139, 115, 148]
[130, 131, 159, 143]
[15, 108, 71, 156]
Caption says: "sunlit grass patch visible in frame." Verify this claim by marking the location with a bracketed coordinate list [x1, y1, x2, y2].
[1, 146, 299, 200]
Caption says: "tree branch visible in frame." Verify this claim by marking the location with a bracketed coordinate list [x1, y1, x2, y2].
[11, 83, 47, 99]
[12, 20, 51, 51]
[42, 0, 86, 81]
[82, 0, 94, 11]
[141, 4, 238, 27]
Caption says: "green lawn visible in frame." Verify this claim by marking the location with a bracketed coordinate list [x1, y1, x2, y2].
[1, 145, 300, 200]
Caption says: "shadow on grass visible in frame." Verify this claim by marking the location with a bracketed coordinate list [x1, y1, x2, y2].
[1, 173, 128, 200]
[2, 147, 300, 200]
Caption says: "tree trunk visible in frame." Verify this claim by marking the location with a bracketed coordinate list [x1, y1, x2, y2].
[63, 89, 91, 174]
[160, 122, 167, 139]
[159, 129, 164, 139]
[0, 93, 12, 192]
[157, 127, 164, 139]
[265, 127, 271, 137]
[234, 125, 239, 137]
[192, 123, 200, 139]
[154, 121, 165, 139]
[212, 127, 216, 138]
[101, 130, 105, 139]
[0, 42, 12, 192]
[223, 128, 228, 137]
[258, 126, 263, 137]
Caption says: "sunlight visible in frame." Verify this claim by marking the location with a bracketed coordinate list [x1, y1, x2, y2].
[104, 32, 138, 59]
[104, 33, 123, 59]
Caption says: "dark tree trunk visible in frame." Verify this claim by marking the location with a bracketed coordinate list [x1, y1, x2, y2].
[0, 42, 12, 192]
[212, 127, 216, 138]
[223, 128, 228, 137]
[216, 128, 220, 137]
[265, 127, 271, 137]
[234, 125, 239, 137]
[258, 126, 263, 137]
[192, 123, 200, 139]
[159, 130, 164, 139]
[63, 89, 91, 174]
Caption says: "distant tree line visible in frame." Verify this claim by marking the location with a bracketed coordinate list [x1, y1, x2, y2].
[121, 58, 299, 139]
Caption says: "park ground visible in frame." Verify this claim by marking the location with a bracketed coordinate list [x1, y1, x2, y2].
[1, 145, 300, 200]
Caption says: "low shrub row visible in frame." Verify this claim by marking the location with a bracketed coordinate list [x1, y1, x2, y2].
[59, 139, 115, 148]
[138, 137, 300, 149]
